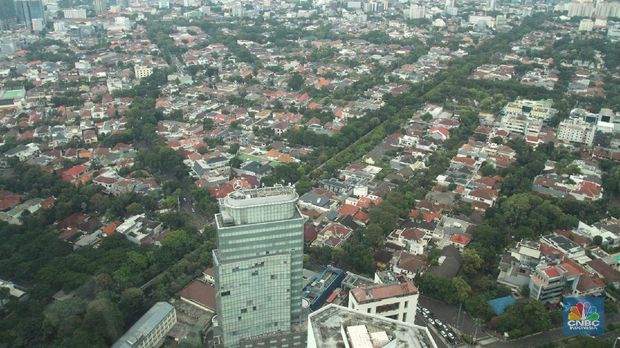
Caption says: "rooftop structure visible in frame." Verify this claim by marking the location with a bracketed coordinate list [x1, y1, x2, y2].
[307, 304, 437, 348]
[349, 277, 419, 325]
[350, 279, 418, 304]
[217, 185, 299, 226]
[341, 271, 377, 292]
[303, 265, 346, 311]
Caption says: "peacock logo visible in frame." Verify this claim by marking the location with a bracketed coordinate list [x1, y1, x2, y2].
[568, 302, 600, 322]
[563, 297, 604, 336]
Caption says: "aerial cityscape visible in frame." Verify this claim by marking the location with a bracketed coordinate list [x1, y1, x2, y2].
[0, 0, 619, 347]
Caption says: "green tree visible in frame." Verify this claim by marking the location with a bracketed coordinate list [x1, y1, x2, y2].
[287, 72, 305, 91]
[230, 157, 242, 168]
[462, 249, 483, 277]
[83, 298, 124, 345]
[119, 288, 146, 324]
[125, 202, 144, 216]
[495, 300, 551, 338]
[203, 118, 215, 130]
[593, 235, 603, 246]
[228, 143, 240, 155]
[366, 223, 385, 248]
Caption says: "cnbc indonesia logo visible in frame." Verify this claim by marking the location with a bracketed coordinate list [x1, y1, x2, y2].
[564, 297, 604, 336]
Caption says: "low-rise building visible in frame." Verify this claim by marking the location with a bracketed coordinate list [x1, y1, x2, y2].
[557, 118, 596, 147]
[497, 240, 542, 294]
[348, 277, 419, 324]
[112, 302, 177, 348]
[529, 265, 567, 304]
[500, 115, 543, 136]
[134, 65, 154, 79]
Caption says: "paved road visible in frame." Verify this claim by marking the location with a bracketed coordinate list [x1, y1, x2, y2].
[179, 195, 212, 230]
[485, 327, 620, 348]
[483, 327, 564, 348]
[415, 314, 448, 348]
[420, 296, 620, 348]
[419, 295, 493, 342]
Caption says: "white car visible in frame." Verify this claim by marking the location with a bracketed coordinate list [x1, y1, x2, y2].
[428, 319, 435, 325]
[435, 319, 443, 327]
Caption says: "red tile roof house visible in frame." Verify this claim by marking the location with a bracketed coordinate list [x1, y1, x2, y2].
[0, 192, 22, 211]
[388, 228, 428, 254]
[429, 126, 450, 141]
[338, 204, 359, 217]
[61, 164, 91, 185]
[449, 233, 472, 250]
[101, 221, 121, 237]
[312, 223, 353, 248]
[393, 251, 429, 279]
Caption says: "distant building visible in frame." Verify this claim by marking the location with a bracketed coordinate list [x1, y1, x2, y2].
[469, 15, 495, 29]
[134, 65, 154, 79]
[63, 8, 87, 19]
[112, 302, 177, 348]
[15, 0, 46, 30]
[501, 115, 543, 136]
[0, 88, 26, 109]
[407, 4, 425, 19]
[504, 99, 554, 121]
[93, 0, 107, 14]
[307, 304, 437, 348]
[557, 118, 596, 147]
[608, 25, 620, 42]
[0, 0, 18, 29]
[579, 19, 594, 32]
[567, 2, 594, 18]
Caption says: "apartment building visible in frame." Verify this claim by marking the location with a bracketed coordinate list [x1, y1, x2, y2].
[348, 277, 419, 324]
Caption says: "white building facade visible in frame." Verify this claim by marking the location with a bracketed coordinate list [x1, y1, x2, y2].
[348, 278, 419, 324]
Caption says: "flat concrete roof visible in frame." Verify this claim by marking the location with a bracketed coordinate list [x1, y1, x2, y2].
[309, 304, 436, 348]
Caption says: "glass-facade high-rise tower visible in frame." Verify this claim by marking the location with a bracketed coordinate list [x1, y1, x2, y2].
[213, 186, 304, 348]
[15, 0, 46, 30]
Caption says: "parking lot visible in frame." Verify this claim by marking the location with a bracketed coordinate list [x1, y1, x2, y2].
[417, 305, 459, 347]
[416, 295, 498, 347]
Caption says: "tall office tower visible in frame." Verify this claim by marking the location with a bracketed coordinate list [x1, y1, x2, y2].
[0, 0, 17, 18]
[15, 0, 46, 30]
[445, 0, 455, 8]
[94, 0, 107, 14]
[213, 186, 304, 348]
[0, 0, 18, 28]
[489, 0, 496, 10]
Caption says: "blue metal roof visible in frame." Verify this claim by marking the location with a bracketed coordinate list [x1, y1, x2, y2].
[488, 296, 516, 316]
